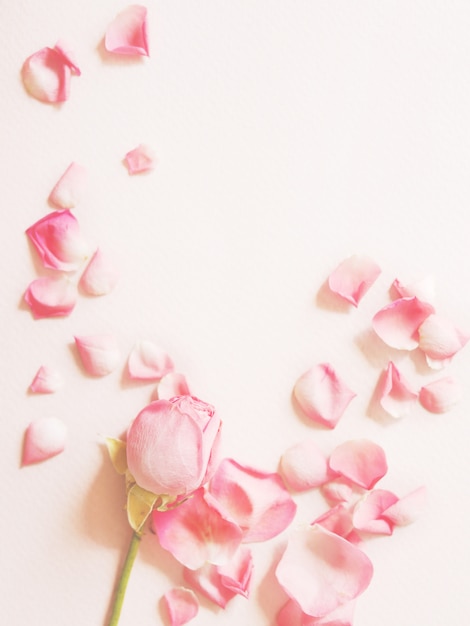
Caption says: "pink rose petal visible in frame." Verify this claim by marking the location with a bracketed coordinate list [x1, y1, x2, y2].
[26, 210, 89, 272]
[275, 525, 373, 617]
[74, 334, 120, 376]
[79, 248, 119, 296]
[209, 458, 296, 542]
[328, 255, 381, 306]
[379, 361, 418, 418]
[49, 162, 87, 209]
[313, 504, 356, 541]
[21, 44, 80, 103]
[22, 417, 67, 465]
[30, 366, 64, 393]
[105, 5, 149, 56]
[156, 372, 191, 400]
[127, 340, 174, 380]
[419, 377, 462, 413]
[277, 598, 356, 626]
[352, 490, 398, 535]
[217, 545, 253, 598]
[164, 587, 198, 626]
[321, 479, 358, 505]
[183, 563, 236, 608]
[391, 275, 435, 304]
[293, 364, 356, 429]
[328, 439, 387, 490]
[372, 297, 435, 350]
[418, 314, 469, 366]
[24, 276, 77, 319]
[382, 486, 427, 526]
[280, 440, 331, 491]
[124, 144, 156, 174]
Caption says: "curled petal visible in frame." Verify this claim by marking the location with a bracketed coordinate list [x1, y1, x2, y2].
[294, 364, 356, 429]
[277, 598, 356, 626]
[379, 361, 418, 418]
[151, 489, 242, 569]
[79, 248, 119, 296]
[26, 210, 89, 272]
[382, 486, 427, 526]
[418, 314, 469, 365]
[164, 587, 199, 626]
[30, 365, 64, 393]
[49, 162, 87, 209]
[21, 45, 80, 103]
[391, 275, 436, 304]
[280, 440, 330, 491]
[22, 417, 66, 465]
[419, 377, 462, 413]
[275, 525, 373, 617]
[127, 340, 174, 380]
[124, 144, 156, 174]
[321, 479, 358, 505]
[209, 458, 296, 542]
[329, 439, 387, 490]
[313, 504, 356, 541]
[372, 297, 435, 350]
[352, 490, 398, 535]
[156, 372, 191, 400]
[24, 276, 77, 318]
[183, 563, 236, 608]
[328, 255, 381, 306]
[74, 334, 120, 376]
[105, 5, 149, 56]
[217, 545, 253, 598]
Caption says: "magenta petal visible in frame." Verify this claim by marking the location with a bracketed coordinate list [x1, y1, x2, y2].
[22, 417, 66, 465]
[49, 162, 87, 209]
[379, 361, 418, 418]
[105, 5, 149, 56]
[329, 439, 387, 490]
[209, 458, 296, 542]
[124, 144, 156, 174]
[21, 47, 72, 103]
[30, 365, 64, 393]
[24, 276, 77, 318]
[328, 255, 381, 306]
[352, 490, 398, 535]
[74, 334, 120, 376]
[419, 377, 462, 413]
[280, 440, 330, 491]
[164, 587, 198, 626]
[372, 297, 435, 350]
[276, 525, 373, 618]
[294, 364, 356, 429]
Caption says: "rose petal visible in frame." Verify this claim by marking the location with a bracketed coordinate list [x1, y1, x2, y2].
[24, 276, 77, 318]
[127, 340, 174, 380]
[419, 377, 462, 413]
[280, 440, 330, 491]
[30, 366, 64, 393]
[293, 364, 356, 429]
[22, 417, 66, 465]
[105, 5, 149, 56]
[320, 479, 358, 505]
[183, 563, 236, 608]
[418, 314, 469, 366]
[328, 255, 381, 306]
[74, 334, 120, 376]
[49, 162, 87, 209]
[217, 545, 253, 598]
[275, 525, 373, 617]
[378, 361, 418, 418]
[313, 504, 356, 541]
[372, 297, 435, 350]
[164, 587, 199, 626]
[156, 372, 191, 400]
[277, 598, 356, 626]
[124, 144, 156, 174]
[21, 44, 80, 103]
[26, 210, 90, 272]
[53, 40, 81, 75]
[79, 248, 119, 296]
[391, 275, 436, 304]
[382, 486, 427, 526]
[328, 439, 387, 490]
[209, 458, 296, 542]
[352, 490, 398, 535]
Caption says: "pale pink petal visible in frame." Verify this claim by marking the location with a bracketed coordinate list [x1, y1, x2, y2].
[124, 144, 156, 174]
[53, 40, 81, 75]
[313, 504, 355, 540]
[156, 372, 191, 400]
[352, 490, 398, 535]
[183, 563, 236, 608]
[49, 162, 87, 209]
[328, 255, 381, 306]
[321, 479, 357, 505]
[24, 276, 77, 319]
[277, 598, 356, 626]
[26, 210, 90, 272]
[127, 340, 174, 380]
[372, 297, 435, 350]
[217, 546, 253, 598]
[30, 366, 64, 393]
[294, 364, 356, 429]
[74, 334, 120, 376]
[21, 44, 80, 103]
[209, 458, 296, 542]
[280, 440, 331, 491]
[418, 314, 469, 366]
[391, 275, 435, 304]
[105, 5, 149, 56]
[378, 361, 418, 418]
[22, 417, 66, 465]
[275, 525, 373, 617]
[419, 377, 462, 413]
[328, 439, 387, 490]
[164, 587, 198, 626]
[79, 248, 119, 296]
[382, 486, 427, 526]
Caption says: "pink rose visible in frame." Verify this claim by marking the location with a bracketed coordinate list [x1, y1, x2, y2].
[126, 396, 222, 498]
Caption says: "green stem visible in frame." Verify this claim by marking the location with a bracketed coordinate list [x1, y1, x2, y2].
[107, 531, 142, 626]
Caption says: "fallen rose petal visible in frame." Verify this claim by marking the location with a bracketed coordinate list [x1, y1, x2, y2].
[277, 598, 356, 626]
[26, 209, 89, 272]
[49, 162, 87, 209]
[127, 340, 174, 380]
[21, 44, 80, 103]
[418, 314, 469, 365]
[24, 276, 77, 318]
[53, 40, 81, 75]
[30, 365, 64, 393]
[419, 377, 462, 413]
[294, 364, 356, 429]
[352, 490, 398, 535]
[183, 563, 236, 608]
[22, 417, 66, 465]
[280, 440, 331, 491]
[209, 458, 296, 542]
[217, 545, 253, 598]
[105, 5, 149, 56]
[156, 372, 191, 400]
[379, 361, 418, 418]
[327, 255, 381, 306]
[382, 486, 427, 526]
[329, 439, 387, 490]
[74, 334, 120, 376]
[124, 144, 156, 174]
[275, 525, 373, 617]
[313, 504, 356, 541]
[164, 587, 198, 626]
[372, 297, 435, 350]
[391, 275, 436, 304]
[320, 479, 357, 505]
[79, 248, 119, 296]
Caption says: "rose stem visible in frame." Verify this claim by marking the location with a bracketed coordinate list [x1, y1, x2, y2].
[107, 531, 142, 626]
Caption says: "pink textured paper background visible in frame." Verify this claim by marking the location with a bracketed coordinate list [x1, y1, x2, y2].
[2, 2, 470, 625]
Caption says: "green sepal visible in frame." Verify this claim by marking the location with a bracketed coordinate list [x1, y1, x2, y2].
[105, 438, 128, 475]
[126, 484, 160, 533]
